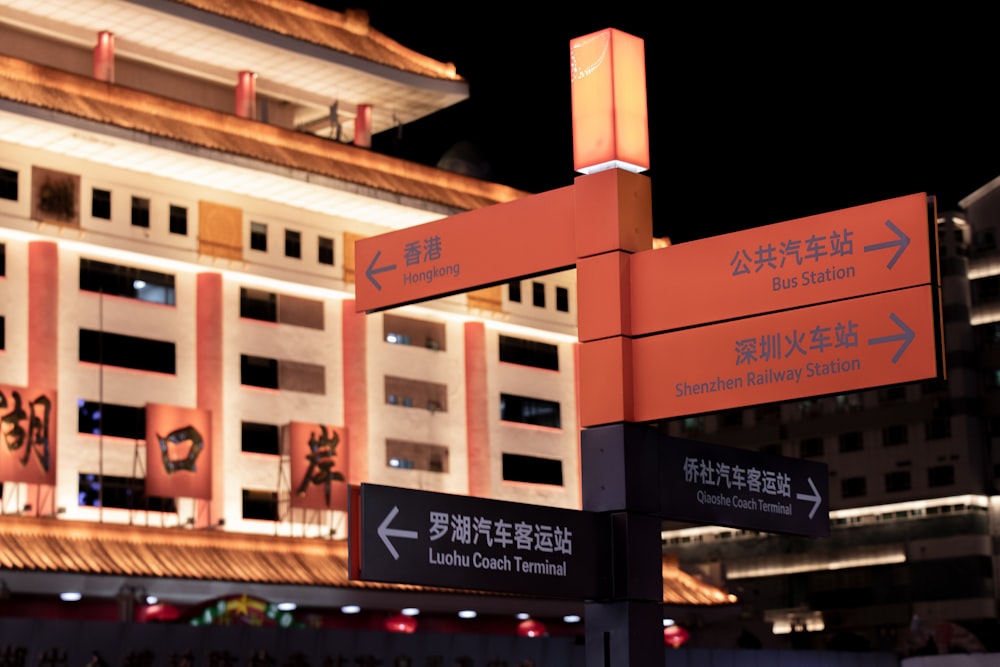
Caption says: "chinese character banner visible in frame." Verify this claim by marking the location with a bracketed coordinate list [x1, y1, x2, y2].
[289, 422, 348, 511]
[145, 403, 212, 500]
[0, 384, 56, 485]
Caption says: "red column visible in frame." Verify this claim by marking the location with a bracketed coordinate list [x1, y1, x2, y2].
[197, 272, 223, 525]
[353, 104, 372, 148]
[93, 31, 115, 83]
[342, 300, 368, 484]
[27, 241, 58, 500]
[235, 71, 256, 119]
[464, 322, 489, 497]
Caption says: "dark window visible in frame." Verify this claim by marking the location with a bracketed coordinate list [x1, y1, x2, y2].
[532, 281, 545, 308]
[77, 400, 145, 439]
[79, 329, 175, 374]
[250, 222, 267, 251]
[759, 443, 782, 456]
[926, 417, 951, 440]
[318, 236, 334, 265]
[78, 473, 176, 512]
[80, 258, 176, 305]
[500, 393, 561, 428]
[928, 465, 955, 487]
[0, 168, 16, 201]
[169, 205, 187, 235]
[841, 476, 867, 498]
[0, 243, 5, 276]
[241, 354, 279, 389]
[838, 431, 863, 453]
[240, 288, 277, 322]
[508, 281, 521, 302]
[131, 196, 150, 228]
[499, 335, 559, 370]
[720, 409, 743, 427]
[556, 286, 570, 312]
[885, 470, 911, 493]
[91, 188, 111, 219]
[877, 386, 906, 403]
[0, 316, 4, 350]
[242, 489, 278, 521]
[800, 437, 823, 458]
[883, 424, 908, 446]
[241, 422, 281, 455]
[502, 453, 563, 486]
[285, 229, 301, 258]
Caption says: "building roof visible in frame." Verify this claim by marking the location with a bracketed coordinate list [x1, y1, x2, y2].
[0, 56, 525, 215]
[0, 516, 734, 608]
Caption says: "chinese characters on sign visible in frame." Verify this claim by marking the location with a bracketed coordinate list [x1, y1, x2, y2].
[289, 422, 348, 511]
[0, 384, 56, 485]
[145, 403, 212, 500]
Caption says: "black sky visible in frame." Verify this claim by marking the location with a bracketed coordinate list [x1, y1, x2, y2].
[317, 3, 1000, 243]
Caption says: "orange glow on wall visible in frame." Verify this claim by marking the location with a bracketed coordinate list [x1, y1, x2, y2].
[289, 421, 349, 511]
[93, 31, 114, 82]
[145, 403, 213, 500]
[570, 29, 649, 174]
[354, 104, 373, 148]
[235, 71, 256, 119]
[0, 385, 56, 485]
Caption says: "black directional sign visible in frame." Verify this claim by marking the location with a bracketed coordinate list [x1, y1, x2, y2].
[660, 436, 830, 537]
[349, 484, 608, 599]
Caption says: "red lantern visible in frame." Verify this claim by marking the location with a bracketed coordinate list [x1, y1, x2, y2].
[385, 613, 417, 633]
[517, 619, 548, 637]
[663, 624, 690, 648]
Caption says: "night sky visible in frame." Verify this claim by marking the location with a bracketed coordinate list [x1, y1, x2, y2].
[318, 3, 1000, 243]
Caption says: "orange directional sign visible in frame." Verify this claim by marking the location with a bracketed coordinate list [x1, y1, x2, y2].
[630, 193, 936, 336]
[624, 285, 942, 423]
[355, 186, 576, 313]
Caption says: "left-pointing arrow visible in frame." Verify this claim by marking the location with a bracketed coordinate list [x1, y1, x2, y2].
[377, 505, 418, 560]
[867, 312, 915, 364]
[795, 477, 823, 520]
[366, 250, 396, 291]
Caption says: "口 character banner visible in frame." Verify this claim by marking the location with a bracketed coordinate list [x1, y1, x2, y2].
[145, 403, 212, 500]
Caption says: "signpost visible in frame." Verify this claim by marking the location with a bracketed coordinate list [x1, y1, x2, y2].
[349, 483, 606, 599]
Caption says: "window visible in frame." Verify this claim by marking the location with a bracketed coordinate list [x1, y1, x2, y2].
[925, 417, 951, 440]
[383, 314, 446, 351]
[841, 476, 867, 498]
[79, 258, 176, 305]
[0, 168, 16, 201]
[131, 196, 150, 228]
[250, 222, 267, 251]
[385, 376, 447, 412]
[838, 431, 863, 453]
[502, 453, 563, 486]
[0, 316, 4, 350]
[799, 437, 823, 458]
[499, 335, 558, 370]
[508, 281, 521, 303]
[78, 473, 176, 512]
[759, 443, 782, 456]
[720, 409, 743, 428]
[240, 354, 279, 389]
[877, 386, 906, 403]
[318, 236, 334, 265]
[532, 281, 545, 307]
[285, 229, 301, 258]
[77, 400, 145, 439]
[556, 286, 570, 312]
[169, 205, 187, 235]
[242, 422, 281, 455]
[882, 425, 908, 447]
[91, 188, 111, 219]
[928, 465, 955, 487]
[79, 329, 176, 374]
[0, 243, 5, 276]
[885, 470, 911, 493]
[500, 393, 561, 428]
[240, 288, 277, 322]
[386, 439, 449, 473]
[242, 489, 278, 521]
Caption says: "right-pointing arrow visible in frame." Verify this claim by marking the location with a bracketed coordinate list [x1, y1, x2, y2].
[377, 505, 418, 560]
[867, 312, 915, 364]
[796, 477, 823, 520]
[863, 219, 910, 270]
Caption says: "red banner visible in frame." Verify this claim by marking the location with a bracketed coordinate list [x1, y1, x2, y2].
[0, 384, 56, 485]
[289, 421, 348, 511]
[145, 403, 212, 500]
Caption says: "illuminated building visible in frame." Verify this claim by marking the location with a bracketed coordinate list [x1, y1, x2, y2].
[0, 0, 730, 660]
